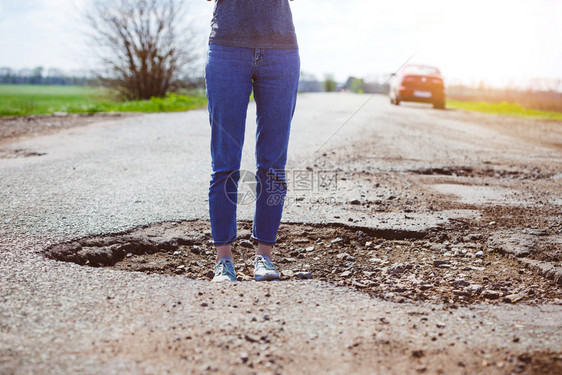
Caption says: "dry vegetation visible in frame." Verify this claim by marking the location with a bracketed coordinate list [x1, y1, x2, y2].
[447, 84, 562, 113]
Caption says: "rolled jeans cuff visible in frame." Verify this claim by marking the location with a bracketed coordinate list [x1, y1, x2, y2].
[250, 235, 276, 246]
[213, 237, 237, 246]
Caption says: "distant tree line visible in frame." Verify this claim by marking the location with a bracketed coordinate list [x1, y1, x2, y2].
[297, 72, 391, 94]
[0, 67, 96, 85]
[0, 66, 205, 90]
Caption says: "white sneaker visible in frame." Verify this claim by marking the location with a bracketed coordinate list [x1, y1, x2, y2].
[254, 255, 280, 281]
[212, 259, 237, 282]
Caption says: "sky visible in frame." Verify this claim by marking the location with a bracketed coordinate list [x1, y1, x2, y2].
[0, 0, 561, 87]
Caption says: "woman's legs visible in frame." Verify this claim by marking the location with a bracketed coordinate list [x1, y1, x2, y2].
[206, 45, 299, 276]
[251, 48, 300, 246]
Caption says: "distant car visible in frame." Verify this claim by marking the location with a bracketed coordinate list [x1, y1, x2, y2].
[389, 64, 446, 109]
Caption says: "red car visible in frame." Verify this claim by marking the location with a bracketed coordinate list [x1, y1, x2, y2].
[389, 64, 446, 109]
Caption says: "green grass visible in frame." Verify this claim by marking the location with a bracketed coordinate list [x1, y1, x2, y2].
[105, 93, 207, 113]
[0, 84, 207, 116]
[446, 99, 562, 121]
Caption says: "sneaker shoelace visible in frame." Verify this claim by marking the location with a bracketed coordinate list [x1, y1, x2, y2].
[215, 260, 236, 278]
[255, 256, 277, 271]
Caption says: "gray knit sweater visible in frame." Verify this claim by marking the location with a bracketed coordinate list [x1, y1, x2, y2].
[209, 0, 298, 49]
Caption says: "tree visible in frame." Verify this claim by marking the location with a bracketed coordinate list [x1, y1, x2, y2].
[324, 74, 337, 92]
[349, 77, 364, 94]
[0, 67, 15, 84]
[31, 66, 44, 85]
[85, 0, 197, 100]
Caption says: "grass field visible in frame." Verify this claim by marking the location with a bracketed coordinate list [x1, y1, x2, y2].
[2, 84, 560, 121]
[0, 84, 207, 116]
[446, 99, 562, 120]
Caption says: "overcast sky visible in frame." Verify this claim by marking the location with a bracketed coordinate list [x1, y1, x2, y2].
[0, 0, 561, 87]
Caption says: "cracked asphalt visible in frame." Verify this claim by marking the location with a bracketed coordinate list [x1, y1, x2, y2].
[1, 93, 561, 374]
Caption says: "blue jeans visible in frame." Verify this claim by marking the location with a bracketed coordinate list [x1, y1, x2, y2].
[205, 44, 300, 245]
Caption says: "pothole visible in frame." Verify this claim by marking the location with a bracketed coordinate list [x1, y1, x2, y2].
[0, 148, 46, 158]
[409, 165, 555, 180]
[43, 220, 561, 306]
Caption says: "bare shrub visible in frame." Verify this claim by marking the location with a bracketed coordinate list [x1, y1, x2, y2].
[84, 0, 197, 100]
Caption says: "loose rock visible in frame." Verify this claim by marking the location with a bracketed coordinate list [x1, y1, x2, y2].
[295, 271, 312, 280]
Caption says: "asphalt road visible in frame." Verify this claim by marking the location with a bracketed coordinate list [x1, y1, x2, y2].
[1, 93, 561, 374]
